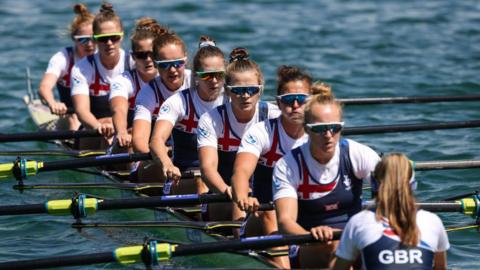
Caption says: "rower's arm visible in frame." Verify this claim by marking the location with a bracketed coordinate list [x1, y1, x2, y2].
[38, 73, 59, 107]
[132, 119, 151, 153]
[199, 146, 229, 195]
[150, 119, 175, 169]
[231, 152, 258, 203]
[110, 96, 128, 129]
[72, 94, 99, 129]
[433, 251, 447, 270]
[275, 197, 308, 235]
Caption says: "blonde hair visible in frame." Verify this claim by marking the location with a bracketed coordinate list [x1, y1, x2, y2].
[69, 3, 94, 38]
[92, 2, 123, 34]
[311, 81, 332, 96]
[225, 47, 263, 86]
[192, 35, 225, 72]
[374, 153, 419, 246]
[303, 92, 342, 124]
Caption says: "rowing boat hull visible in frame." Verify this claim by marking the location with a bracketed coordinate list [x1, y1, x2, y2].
[23, 94, 273, 268]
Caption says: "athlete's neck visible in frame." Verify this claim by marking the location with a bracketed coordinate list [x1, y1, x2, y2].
[138, 70, 156, 83]
[309, 142, 334, 164]
[281, 116, 304, 139]
[99, 52, 120, 70]
[232, 103, 256, 123]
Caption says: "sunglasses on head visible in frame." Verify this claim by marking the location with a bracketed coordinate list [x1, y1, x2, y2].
[227, 85, 262, 96]
[73, 35, 93, 45]
[196, 70, 226, 81]
[306, 122, 344, 134]
[155, 57, 187, 70]
[277, 93, 310, 106]
[93, 32, 124, 43]
[132, 51, 154, 60]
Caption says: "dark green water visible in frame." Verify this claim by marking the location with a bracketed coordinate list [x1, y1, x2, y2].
[0, 0, 479, 269]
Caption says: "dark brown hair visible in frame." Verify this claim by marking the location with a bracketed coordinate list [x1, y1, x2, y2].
[192, 35, 225, 72]
[130, 17, 167, 52]
[225, 47, 263, 86]
[92, 2, 123, 34]
[152, 30, 187, 60]
[276, 65, 313, 96]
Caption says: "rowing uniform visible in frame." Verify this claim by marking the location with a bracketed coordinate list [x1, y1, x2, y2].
[109, 68, 150, 127]
[273, 138, 380, 229]
[336, 210, 450, 270]
[156, 88, 226, 170]
[237, 117, 308, 203]
[71, 50, 133, 119]
[134, 69, 192, 125]
[197, 102, 280, 185]
[45, 46, 78, 108]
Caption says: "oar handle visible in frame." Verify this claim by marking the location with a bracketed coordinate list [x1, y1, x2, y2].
[343, 120, 480, 135]
[0, 252, 114, 270]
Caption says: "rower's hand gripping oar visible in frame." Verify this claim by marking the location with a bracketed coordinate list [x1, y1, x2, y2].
[0, 233, 342, 270]
[0, 152, 152, 181]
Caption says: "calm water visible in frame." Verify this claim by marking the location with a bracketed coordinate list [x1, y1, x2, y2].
[0, 0, 479, 269]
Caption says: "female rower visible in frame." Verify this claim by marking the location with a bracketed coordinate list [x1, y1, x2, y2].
[272, 93, 380, 268]
[131, 30, 192, 182]
[38, 3, 95, 130]
[109, 17, 165, 148]
[333, 153, 449, 270]
[71, 2, 133, 148]
[197, 48, 279, 221]
[150, 36, 226, 194]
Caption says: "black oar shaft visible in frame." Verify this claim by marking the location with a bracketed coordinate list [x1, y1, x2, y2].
[417, 202, 462, 212]
[0, 252, 114, 270]
[40, 152, 151, 172]
[0, 129, 99, 143]
[343, 120, 480, 135]
[98, 193, 229, 211]
[0, 203, 46, 215]
[339, 95, 480, 105]
[173, 233, 341, 257]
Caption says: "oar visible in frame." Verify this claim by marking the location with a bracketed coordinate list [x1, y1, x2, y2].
[0, 193, 477, 218]
[0, 149, 106, 157]
[72, 220, 243, 231]
[415, 160, 480, 171]
[13, 182, 164, 192]
[339, 94, 480, 105]
[343, 119, 480, 135]
[0, 129, 101, 143]
[0, 233, 340, 269]
[0, 152, 151, 180]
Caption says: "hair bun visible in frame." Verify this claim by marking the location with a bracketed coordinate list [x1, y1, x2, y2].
[198, 35, 216, 48]
[99, 2, 114, 13]
[229, 47, 249, 63]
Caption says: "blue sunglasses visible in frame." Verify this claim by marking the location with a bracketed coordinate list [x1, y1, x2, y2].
[155, 57, 187, 70]
[306, 122, 344, 134]
[73, 35, 93, 45]
[277, 93, 310, 106]
[227, 85, 262, 96]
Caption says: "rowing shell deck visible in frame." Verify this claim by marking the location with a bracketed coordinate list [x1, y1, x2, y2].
[23, 94, 274, 269]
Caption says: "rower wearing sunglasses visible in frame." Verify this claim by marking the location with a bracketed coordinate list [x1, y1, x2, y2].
[272, 93, 380, 268]
[71, 2, 133, 149]
[150, 36, 226, 194]
[109, 17, 165, 148]
[38, 3, 95, 131]
[197, 48, 279, 222]
[132, 31, 192, 182]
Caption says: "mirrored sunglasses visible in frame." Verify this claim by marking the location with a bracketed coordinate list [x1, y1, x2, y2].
[227, 85, 262, 96]
[155, 57, 187, 70]
[306, 122, 344, 134]
[132, 51, 154, 60]
[73, 35, 93, 45]
[196, 70, 226, 81]
[93, 32, 124, 43]
[277, 93, 310, 106]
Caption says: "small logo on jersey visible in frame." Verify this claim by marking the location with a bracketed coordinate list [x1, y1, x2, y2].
[111, 82, 121, 90]
[159, 104, 170, 114]
[324, 202, 339, 211]
[72, 77, 81, 85]
[245, 134, 258, 145]
[197, 127, 210, 138]
[343, 175, 352, 191]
